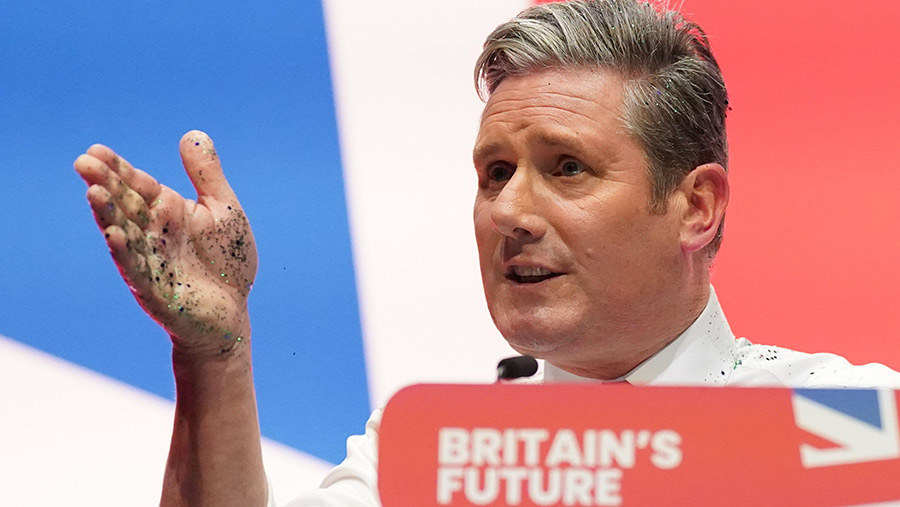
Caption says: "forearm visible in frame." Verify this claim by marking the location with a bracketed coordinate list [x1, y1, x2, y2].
[161, 333, 267, 507]
[75, 134, 265, 505]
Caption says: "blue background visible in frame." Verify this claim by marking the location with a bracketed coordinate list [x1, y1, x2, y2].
[0, 0, 369, 464]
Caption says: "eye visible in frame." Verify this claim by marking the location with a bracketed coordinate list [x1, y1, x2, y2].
[555, 159, 586, 177]
[488, 163, 515, 182]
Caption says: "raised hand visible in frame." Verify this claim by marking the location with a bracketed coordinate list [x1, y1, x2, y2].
[75, 131, 258, 357]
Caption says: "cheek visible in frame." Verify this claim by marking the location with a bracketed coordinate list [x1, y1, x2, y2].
[473, 205, 496, 267]
[547, 202, 615, 262]
[557, 200, 665, 273]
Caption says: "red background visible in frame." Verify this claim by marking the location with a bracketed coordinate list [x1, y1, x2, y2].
[537, 0, 900, 369]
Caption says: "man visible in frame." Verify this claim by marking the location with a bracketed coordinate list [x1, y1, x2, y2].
[74, 0, 900, 505]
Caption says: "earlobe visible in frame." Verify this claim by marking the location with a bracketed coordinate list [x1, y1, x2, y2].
[679, 163, 729, 254]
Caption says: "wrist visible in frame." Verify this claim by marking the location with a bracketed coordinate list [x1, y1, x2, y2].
[170, 310, 252, 359]
[170, 321, 255, 400]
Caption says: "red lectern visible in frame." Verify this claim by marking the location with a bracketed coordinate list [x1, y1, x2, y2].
[379, 384, 900, 506]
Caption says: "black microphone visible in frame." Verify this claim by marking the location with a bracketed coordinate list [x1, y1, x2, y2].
[496, 355, 538, 381]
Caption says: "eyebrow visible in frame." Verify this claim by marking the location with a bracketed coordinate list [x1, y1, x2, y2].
[473, 131, 585, 164]
[532, 132, 584, 154]
[472, 142, 503, 165]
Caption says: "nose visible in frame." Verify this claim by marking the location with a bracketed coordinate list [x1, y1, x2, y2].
[489, 168, 547, 241]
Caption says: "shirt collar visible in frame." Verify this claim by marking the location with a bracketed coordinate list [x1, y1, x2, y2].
[543, 286, 736, 386]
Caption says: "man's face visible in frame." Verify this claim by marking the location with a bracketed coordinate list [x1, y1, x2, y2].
[473, 68, 689, 376]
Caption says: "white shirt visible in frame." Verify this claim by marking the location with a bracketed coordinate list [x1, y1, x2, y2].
[277, 287, 900, 506]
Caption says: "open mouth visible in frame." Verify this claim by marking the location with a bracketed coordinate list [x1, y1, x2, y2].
[505, 266, 562, 284]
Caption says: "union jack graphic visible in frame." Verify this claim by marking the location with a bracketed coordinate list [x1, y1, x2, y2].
[793, 389, 900, 468]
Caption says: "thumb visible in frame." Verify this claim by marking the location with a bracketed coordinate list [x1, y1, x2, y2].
[179, 130, 237, 203]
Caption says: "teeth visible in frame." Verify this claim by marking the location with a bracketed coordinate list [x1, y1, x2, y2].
[513, 266, 552, 277]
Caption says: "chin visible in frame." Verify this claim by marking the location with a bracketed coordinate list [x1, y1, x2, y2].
[486, 292, 591, 357]
[496, 318, 577, 359]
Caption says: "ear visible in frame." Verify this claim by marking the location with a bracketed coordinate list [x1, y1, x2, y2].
[676, 163, 729, 255]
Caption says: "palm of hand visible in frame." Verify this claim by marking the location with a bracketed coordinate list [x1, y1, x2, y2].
[76, 131, 258, 355]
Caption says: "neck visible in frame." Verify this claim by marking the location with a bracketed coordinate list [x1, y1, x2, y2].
[546, 278, 711, 381]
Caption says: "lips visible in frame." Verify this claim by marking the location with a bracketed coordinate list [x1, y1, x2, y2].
[505, 265, 562, 284]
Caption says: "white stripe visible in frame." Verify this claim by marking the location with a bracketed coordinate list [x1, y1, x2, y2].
[324, 0, 531, 410]
[0, 335, 331, 506]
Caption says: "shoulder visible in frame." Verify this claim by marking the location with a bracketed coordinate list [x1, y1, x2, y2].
[282, 409, 384, 506]
[728, 338, 900, 389]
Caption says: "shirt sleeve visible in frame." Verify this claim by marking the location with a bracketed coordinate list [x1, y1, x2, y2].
[275, 408, 384, 507]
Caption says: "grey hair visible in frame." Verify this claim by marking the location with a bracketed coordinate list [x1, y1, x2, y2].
[475, 0, 729, 255]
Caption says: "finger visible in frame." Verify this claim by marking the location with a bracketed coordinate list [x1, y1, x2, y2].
[86, 144, 162, 205]
[87, 184, 125, 230]
[74, 153, 107, 186]
[179, 130, 238, 204]
[102, 207, 178, 311]
[78, 155, 152, 227]
[104, 225, 157, 304]
[86, 185, 149, 253]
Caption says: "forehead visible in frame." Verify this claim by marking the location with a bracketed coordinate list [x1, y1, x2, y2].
[475, 68, 630, 157]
